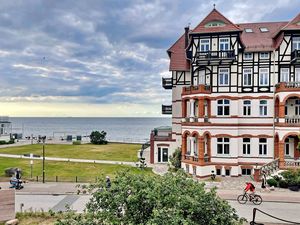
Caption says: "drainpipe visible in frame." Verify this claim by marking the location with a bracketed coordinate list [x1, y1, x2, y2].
[272, 49, 276, 160]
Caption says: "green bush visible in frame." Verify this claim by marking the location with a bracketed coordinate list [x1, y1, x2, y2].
[267, 178, 278, 187]
[90, 131, 108, 145]
[278, 179, 288, 188]
[72, 141, 81, 145]
[272, 175, 281, 182]
[169, 147, 181, 171]
[0, 139, 14, 145]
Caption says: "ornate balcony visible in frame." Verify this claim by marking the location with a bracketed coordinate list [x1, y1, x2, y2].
[162, 105, 172, 115]
[285, 116, 300, 124]
[162, 77, 172, 89]
[291, 49, 300, 64]
[195, 50, 235, 65]
[182, 84, 211, 95]
[275, 82, 300, 93]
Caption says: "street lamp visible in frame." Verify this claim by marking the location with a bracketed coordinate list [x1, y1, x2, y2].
[41, 136, 46, 183]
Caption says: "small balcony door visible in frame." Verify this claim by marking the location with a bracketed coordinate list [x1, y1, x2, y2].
[162, 148, 168, 162]
[295, 68, 300, 82]
[193, 70, 205, 85]
[285, 138, 294, 158]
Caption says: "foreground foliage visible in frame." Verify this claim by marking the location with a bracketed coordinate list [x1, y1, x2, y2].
[169, 147, 181, 171]
[90, 131, 108, 145]
[56, 170, 243, 225]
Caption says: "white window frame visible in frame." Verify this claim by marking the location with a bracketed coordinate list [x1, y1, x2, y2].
[217, 99, 230, 116]
[259, 68, 269, 86]
[219, 68, 229, 86]
[260, 52, 269, 59]
[259, 27, 269, 32]
[259, 100, 268, 116]
[243, 68, 252, 86]
[219, 38, 230, 51]
[200, 39, 210, 52]
[280, 68, 289, 82]
[244, 52, 253, 60]
[295, 68, 300, 82]
[243, 100, 251, 116]
[292, 37, 300, 51]
[217, 137, 230, 155]
[259, 138, 267, 155]
[295, 99, 300, 115]
[243, 138, 251, 155]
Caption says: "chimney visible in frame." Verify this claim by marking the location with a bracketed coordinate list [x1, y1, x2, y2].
[184, 26, 189, 48]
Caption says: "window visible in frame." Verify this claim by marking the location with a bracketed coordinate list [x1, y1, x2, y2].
[217, 99, 230, 116]
[243, 138, 251, 155]
[243, 68, 252, 86]
[243, 100, 251, 116]
[217, 137, 230, 154]
[193, 166, 196, 176]
[242, 169, 252, 175]
[259, 100, 268, 116]
[295, 99, 300, 115]
[259, 68, 269, 86]
[225, 169, 230, 176]
[219, 68, 229, 86]
[219, 38, 229, 51]
[205, 20, 225, 27]
[185, 164, 189, 173]
[259, 138, 267, 155]
[244, 28, 253, 33]
[280, 68, 289, 82]
[295, 68, 300, 82]
[293, 37, 300, 51]
[244, 52, 253, 60]
[216, 169, 221, 175]
[200, 39, 210, 52]
[260, 52, 269, 59]
[259, 27, 269, 32]
[285, 138, 290, 156]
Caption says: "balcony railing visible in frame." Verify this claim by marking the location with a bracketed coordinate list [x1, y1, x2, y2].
[283, 160, 300, 168]
[285, 116, 300, 124]
[162, 77, 172, 89]
[291, 49, 300, 64]
[275, 82, 300, 92]
[182, 84, 211, 95]
[162, 105, 172, 115]
[195, 50, 235, 65]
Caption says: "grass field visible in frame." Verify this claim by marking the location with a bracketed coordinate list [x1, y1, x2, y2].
[0, 157, 153, 182]
[0, 143, 140, 162]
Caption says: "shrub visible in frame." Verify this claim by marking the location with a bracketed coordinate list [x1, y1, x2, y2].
[169, 147, 181, 171]
[272, 175, 282, 182]
[0, 139, 14, 145]
[72, 141, 81, 145]
[90, 131, 108, 145]
[278, 179, 288, 188]
[267, 178, 278, 187]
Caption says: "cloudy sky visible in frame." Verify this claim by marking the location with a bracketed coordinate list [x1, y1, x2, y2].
[0, 0, 299, 117]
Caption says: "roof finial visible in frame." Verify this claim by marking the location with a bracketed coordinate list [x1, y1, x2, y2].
[213, 3, 216, 9]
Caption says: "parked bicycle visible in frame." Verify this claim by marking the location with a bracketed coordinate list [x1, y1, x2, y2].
[237, 191, 262, 205]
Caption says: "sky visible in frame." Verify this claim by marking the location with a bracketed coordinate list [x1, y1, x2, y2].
[0, 0, 300, 117]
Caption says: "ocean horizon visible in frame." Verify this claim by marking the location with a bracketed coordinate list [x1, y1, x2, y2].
[9, 117, 171, 143]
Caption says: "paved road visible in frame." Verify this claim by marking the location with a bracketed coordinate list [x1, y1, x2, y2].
[14, 193, 300, 224]
[0, 153, 136, 166]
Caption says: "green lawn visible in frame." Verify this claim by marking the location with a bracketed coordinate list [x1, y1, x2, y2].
[0, 157, 153, 182]
[0, 143, 140, 162]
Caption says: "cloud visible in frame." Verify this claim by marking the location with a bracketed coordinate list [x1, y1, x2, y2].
[0, 0, 299, 116]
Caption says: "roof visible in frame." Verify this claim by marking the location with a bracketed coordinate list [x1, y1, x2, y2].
[191, 9, 241, 34]
[167, 9, 299, 71]
[238, 22, 288, 52]
[154, 126, 172, 131]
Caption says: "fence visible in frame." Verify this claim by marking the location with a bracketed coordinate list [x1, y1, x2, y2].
[250, 208, 300, 225]
[31, 176, 101, 183]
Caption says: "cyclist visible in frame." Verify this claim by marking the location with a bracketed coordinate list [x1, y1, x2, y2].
[244, 182, 255, 200]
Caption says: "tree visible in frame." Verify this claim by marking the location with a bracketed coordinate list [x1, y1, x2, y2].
[56, 170, 243, 225]
[90, 131, 108, 145]
[169, 147, 182, 171]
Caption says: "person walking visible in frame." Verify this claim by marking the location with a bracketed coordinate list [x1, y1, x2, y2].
[106, 176, 111, 189]
[261, 171, 270, 192]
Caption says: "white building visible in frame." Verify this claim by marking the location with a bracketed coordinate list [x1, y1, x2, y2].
[0, 116, 12, 142]
[150, 8, 300, 177]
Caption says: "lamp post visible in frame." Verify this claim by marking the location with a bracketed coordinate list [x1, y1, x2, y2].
[41, 136, 46, 183]
[30, 160, 33, 179]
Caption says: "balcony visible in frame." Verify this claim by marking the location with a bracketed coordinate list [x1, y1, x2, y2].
[162, 105, 172, 115]
[275, 82, 300, 93]
[285, 116, 300, 124]
[182, 84, 211, 95]
[162, 77, 172, 90]
[195, 50, 235, 65]
[291, 49, 300, 64]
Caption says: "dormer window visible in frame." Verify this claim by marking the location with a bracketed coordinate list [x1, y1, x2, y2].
[205, 20, 225, 27]
[244, 52, 253, 60]
[259, 27, 269, 32]
[297, 21, 300, 26]
[260, 52, 269, 59]
[292, 37, 300, 50]
[245, 28, 253, 33]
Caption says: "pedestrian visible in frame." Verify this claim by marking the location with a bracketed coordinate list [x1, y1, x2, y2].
[261, 171, 270, 192]
[106, 176, 111, 189]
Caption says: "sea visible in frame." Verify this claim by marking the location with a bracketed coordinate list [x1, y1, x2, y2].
[9, 117, 171, 144]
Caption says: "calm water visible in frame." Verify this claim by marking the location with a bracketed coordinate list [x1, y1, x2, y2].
[9, 117, 171, 143]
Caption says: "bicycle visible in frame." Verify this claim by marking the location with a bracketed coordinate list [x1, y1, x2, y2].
[237, 192, 262, 205]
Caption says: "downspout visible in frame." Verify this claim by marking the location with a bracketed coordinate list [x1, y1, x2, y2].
[272, 49, 276, 160]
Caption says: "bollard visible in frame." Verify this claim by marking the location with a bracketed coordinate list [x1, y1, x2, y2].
[75, 176, 78, 183]
[36, 176, 38, 182]
[56, 176, 58, 182]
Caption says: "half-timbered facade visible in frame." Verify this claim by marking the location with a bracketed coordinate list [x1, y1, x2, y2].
[150, 8, 300, 177]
